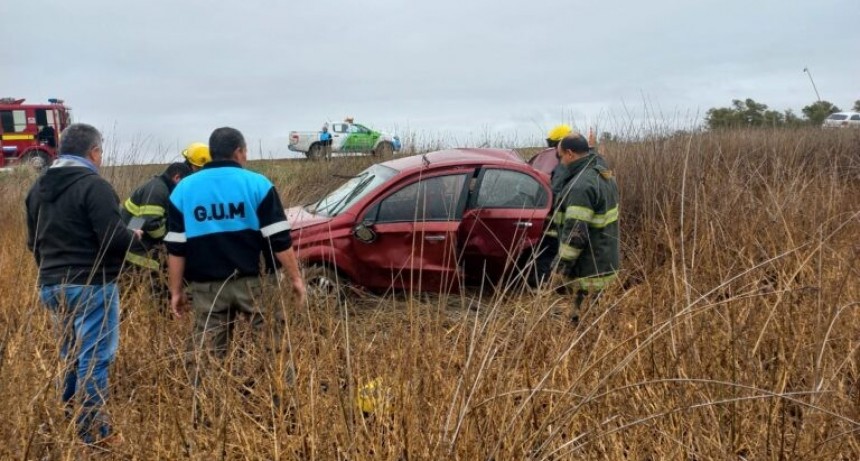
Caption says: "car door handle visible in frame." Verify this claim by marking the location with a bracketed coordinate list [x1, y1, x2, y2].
[515, 221, 533, 228]
[424, 235, 446, 241]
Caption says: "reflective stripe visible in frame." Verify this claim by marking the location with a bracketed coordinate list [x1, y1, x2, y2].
[558, 243, 582, 260]
[552, 211, 565, 225]
[565, 205, 594, 223]
[124, 198, 165, 217]
[126, 252, 160, 270]
[590, 206, 619, 228]
[545, 229, 558, 237]
[260, 221, 291, 237]
[147, 225, 166, 239]
[2, 134, 34, 141]
[164, 232, 186, 243]
[574, 273, 618, 291]
[564, 205, 618, 228]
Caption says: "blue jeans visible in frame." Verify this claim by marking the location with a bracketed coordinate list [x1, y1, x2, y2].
[39, 283, 119, 443]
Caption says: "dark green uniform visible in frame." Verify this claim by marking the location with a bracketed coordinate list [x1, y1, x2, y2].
[536, 149, 607, 284]
[553, 153, 619, 291]
[120, 174, 173, 270]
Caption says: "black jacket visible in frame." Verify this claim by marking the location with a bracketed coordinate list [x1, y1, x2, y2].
[26, 160, 135, 285]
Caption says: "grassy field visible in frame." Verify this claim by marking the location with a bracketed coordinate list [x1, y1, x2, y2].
[1, 128, 858, 459]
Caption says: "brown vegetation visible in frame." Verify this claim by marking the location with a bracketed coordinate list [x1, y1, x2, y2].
[1, 128, 858, 459]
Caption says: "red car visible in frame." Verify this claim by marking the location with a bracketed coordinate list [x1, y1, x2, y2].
[287, 148, 552, 295]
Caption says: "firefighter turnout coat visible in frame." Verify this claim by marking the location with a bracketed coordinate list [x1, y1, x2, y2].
[552, 153, 620, 291]
[120, 174, 174, 270]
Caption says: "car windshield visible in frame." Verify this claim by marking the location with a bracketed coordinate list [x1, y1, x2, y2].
[306, 164, 398, 217]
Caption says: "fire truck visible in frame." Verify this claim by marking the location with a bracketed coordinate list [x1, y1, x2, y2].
[0, 98, 72, 169]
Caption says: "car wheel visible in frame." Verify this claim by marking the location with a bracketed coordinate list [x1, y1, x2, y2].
[304, 264, 348, 305]
[374, 142, 394, 157]
[306, 143, 323, 160]
[23, 151, 51, 171]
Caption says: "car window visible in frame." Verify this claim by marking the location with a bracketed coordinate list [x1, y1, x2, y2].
[851, 115, 860, 121]
[828, 114, 848, 121]
[332, 123, 347, 133]
[472, 169, 547, 209]
[308, 164, 398, 217]
[375, 174, 467, 223]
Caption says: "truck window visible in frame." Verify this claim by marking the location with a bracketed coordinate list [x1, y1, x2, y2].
[35, 109, 49, 126]
[0, 110, 28, 132]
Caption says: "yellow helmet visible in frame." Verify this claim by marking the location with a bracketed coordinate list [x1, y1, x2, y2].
[182, 142, 211, 168]
[547, 124, 573, 142]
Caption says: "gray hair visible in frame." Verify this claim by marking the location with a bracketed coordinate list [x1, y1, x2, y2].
[58, 123, 102, 157]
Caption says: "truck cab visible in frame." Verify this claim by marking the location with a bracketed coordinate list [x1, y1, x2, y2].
[0, 98, 72, 169]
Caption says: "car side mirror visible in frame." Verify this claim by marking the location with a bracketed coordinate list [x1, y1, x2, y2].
[353, 222, 377, 243]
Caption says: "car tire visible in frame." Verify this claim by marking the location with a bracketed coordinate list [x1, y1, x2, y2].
[374, 142, 394, 157]
[306, 143, 324, 160]
[304, 264, 348, 306]
[23, 150, 51, 171]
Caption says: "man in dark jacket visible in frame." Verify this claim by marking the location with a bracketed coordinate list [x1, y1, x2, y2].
[552, 134, 619, 323]
[26, 123, 140, 445]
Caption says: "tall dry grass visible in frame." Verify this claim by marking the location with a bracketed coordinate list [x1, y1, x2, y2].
[0, 127, 858, 460]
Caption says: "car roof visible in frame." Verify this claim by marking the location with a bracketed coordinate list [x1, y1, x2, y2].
[831, 111, 860, 116]
[381, 148, 526, 173]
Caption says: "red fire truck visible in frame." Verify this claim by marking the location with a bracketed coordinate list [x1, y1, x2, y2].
[0, 98, 72, 169]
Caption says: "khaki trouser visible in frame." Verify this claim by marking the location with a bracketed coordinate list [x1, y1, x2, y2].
[186, 275, 295, 390]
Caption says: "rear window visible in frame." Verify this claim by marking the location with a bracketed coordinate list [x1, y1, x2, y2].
[851, 115, 860, 121]
[827, 114, 848, 121]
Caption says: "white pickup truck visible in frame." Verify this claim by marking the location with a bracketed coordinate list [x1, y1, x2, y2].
[288, 121, 401, 159]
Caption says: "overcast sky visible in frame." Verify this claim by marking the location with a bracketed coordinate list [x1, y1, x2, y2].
[2, 0, 857, 162]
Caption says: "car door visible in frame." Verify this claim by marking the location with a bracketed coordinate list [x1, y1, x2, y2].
[342, 124, 379, 153]
[351, 172, 469, 292]
[459, 167, 550, 283]
[330, 123, 349, 151]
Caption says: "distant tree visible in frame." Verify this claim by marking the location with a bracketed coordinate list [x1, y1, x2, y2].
[706, 98, 775, 129]
[783, 109, 804, 127]
[853, 100, 860, 112]
[801, 100, 840, 125]
[762, 109, 785, 126]
[599, 131, 616, 143]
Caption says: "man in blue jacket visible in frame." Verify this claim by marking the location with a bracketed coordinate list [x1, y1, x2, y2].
[165, 127, 306, 398]
[319, 123, 333, 159]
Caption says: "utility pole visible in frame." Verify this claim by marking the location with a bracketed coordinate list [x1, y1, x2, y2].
[803, 66, 821, 102]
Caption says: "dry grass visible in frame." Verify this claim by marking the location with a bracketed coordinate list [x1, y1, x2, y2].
[1, 127, 859, 460]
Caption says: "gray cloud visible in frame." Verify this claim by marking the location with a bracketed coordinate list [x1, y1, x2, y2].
[2, 0, 857, 161]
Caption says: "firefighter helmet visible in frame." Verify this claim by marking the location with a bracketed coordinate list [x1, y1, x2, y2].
[547, 124, 573, 142]
[182, 142, 211, 168]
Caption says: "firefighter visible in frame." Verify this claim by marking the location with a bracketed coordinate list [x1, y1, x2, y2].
[535, 127, 612, 286]
[533, 124, 574, 285]
[182, 142, 211, 172]
[37, 124, 57, 148]
[121, 162, 194, 304]
[552, 133, 619, 324]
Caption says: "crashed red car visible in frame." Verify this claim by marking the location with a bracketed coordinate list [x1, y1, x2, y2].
[286, 148, 552, 295]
